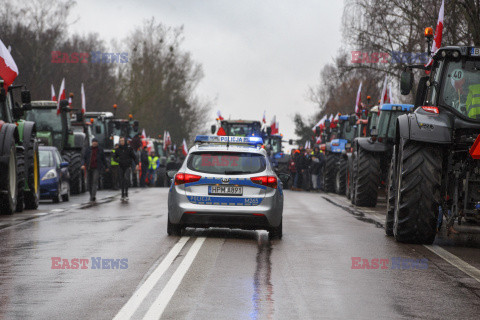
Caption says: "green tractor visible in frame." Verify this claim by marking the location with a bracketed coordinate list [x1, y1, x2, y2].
[25, 100, 86, 194]
[0, 82, 40, 214]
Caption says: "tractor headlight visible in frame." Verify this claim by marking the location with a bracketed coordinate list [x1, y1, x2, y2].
[42, 169, 57, 181]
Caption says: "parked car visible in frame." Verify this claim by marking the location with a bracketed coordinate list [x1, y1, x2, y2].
[39, 146, 70, 203]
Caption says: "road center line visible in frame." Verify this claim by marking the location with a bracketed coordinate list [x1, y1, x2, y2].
[424, 245, 480, 283]
[143, 237, 206, 320]
[113, 236, 190, 320]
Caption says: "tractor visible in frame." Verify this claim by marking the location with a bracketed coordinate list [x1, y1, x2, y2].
[323, 115, 356, 193]
[263, 132, 289, 175]
[25, 100, 86, 195]
[387, 45, 480, 244]
[350, 104, 413, 207]
[345, 109, 372, 199]
[0, 82, 40, 214]
[85, 111, 140, 188]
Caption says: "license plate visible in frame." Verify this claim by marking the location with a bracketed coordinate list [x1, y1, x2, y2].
[471, 48, 480, 56]
[208, 186, 243, 196]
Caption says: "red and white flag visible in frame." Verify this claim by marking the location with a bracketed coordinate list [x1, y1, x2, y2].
[355, 82, 362, 114]
[51, 84, 57, 101]
[57, 78, 65, 115]
[275, 121, 279, 134]
[141, 129, 146, 139]
[81, 83, 86, 114]
[216, 110, 224, 121]
[181, 138, 188, 156]
[380, 75, 390, 105]
[316, 135, 322, 144]
[163, 131, 172, 151]
[312, 116, 324, 132]
[262, 110, 266, 124]
[0, 39, 18, 91]
[68, 95, 72, 107]
[426, 0, 444, 67]
[270, 115, 277, 134]
[334, 113, 339, 122]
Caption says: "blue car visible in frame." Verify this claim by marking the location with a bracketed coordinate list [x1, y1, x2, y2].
[39, 146, 70, 203]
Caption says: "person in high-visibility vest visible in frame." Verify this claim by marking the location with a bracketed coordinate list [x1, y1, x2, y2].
[147, 151, 160, 187]
[110, 144, 120, 190]
[466, 83, 480, 119]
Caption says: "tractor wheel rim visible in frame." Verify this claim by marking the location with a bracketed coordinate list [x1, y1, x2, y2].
[9, 148, 16, 200]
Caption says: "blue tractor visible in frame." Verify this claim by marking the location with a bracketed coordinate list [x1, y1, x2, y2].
[350, 104, 414, 207]
[323, 114, 356, 193]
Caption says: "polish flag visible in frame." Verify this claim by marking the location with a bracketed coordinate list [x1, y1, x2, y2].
[262, 110, 266, 124]
[51, 84, 57, 101]
[270, 116, 277, 134]
[304, 140, 311, 149]
[181, 138, 188, 156]
[163, 131, 172, 151]
[426, 0, 444, 67]
[57, 78, 65, 115]
[0, 39, 19, 91]
[141, 129, 146, 139]
[334, 113, 339, 122]
[216, 110, 224, 121]
[81, 83, 86, 114]
[355, 82, 362, 114]
[68, 94, 72, 107]
[380, 75, 390, 105]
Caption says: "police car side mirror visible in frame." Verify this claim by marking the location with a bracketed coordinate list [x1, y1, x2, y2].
[166, 170, 178, 179]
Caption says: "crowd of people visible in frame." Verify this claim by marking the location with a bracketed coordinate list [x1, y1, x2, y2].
[288, 146, 325, 192]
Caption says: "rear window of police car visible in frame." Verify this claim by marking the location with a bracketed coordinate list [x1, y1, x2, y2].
[187, 152, 266, 175]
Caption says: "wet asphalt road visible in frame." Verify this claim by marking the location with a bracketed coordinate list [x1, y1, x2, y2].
[1, 189, 480, 319]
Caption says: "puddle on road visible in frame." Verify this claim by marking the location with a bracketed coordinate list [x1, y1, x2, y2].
[250, 232, 274, 320]
[322, 196, 384, 228]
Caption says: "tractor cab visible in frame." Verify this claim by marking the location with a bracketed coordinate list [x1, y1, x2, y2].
[26, 101, 85, 151]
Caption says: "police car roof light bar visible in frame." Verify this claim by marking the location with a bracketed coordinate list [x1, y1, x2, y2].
[194, 135, 264, 146]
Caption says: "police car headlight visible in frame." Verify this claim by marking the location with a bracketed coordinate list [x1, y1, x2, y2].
[42, 169, 57, 181]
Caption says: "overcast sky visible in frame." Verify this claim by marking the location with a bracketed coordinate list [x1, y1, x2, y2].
[70, 0, 344, 140]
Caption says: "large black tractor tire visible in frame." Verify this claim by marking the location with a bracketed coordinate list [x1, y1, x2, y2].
[393, 140, 441, 244]
[385, 147, 396, 236]
[0, 129, 18, 215]
[24, 139, 40, 210]
[353, 148, 380, 207]
[335, 156, 347, 195]
[323, 154, 339, 193]
[64, 152, 83, 195]
[15, 147, 26, 212]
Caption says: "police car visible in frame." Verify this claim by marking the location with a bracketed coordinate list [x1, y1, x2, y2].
[167, 135, 286, 239]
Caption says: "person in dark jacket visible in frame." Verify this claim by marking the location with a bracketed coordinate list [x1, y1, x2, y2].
[81, 138, 108, 202]
[114, 137, 139, 201]
[140, 146, 149, 187]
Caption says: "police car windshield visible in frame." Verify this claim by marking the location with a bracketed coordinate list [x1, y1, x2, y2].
[442, 60, 480, 120]
[187, 152, 266, 175]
